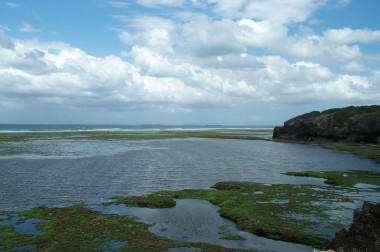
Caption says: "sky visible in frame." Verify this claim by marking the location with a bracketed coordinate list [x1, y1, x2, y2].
[0, 0, 380, 125]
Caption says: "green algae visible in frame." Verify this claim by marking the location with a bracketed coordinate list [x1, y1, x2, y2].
[107, 194, 176, 208]
[105, 181, 355, 247]
[273, 138, 380, 164]
[318, 142, 380, 164]
[220, 235, 246, 241]
[0, 129, 269, 143]
[0, 204, 247, 252]
[1, 178, 370, 250]
[284, 170, 380, 187]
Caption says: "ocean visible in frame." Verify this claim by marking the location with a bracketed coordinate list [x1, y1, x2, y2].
[0, 124, 274, 133]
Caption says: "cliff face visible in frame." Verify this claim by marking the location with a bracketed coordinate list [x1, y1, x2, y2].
[273, 106, 380, 143]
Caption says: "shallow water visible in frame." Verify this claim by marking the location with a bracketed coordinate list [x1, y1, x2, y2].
[1, 138, 379, 211]
[93, 199, 313, 252]
[0, 215, 45, 235]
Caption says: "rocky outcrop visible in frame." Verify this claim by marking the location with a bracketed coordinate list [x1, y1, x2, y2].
[323, 201, 380, 252]
[273, 106, 380, 143]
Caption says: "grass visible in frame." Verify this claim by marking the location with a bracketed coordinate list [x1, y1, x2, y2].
[284, 170, 380, 187]
[1, 204, 249, 252]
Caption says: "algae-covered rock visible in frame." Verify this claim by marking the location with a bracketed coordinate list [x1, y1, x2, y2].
[324, 201, 380, 252]
[273, 105, 380, 143]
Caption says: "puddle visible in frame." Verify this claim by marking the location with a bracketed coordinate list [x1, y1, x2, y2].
[93, 199, 313, 252]
[101, 240, 128, 251]
[270, 199, 290, 204]
[0, 215, 45, 235]
[168, 247, 202, 252]
[12, 244, 36, 251]
[354, 183, 379, 190]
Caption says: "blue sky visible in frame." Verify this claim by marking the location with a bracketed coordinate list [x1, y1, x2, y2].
[0, 0, 379, 125]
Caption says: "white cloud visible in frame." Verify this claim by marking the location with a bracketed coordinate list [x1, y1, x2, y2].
[114, 15, 176, 31]
[117, 30, 134, 44]
[232, 0, 326, 23]
[323, 28, 380, 44]
[1, 0, 380, 117]
[109, 1, 130, 8]
[207, 0, 246, 18]
[136, 0, 186, 7]
[337, 0, 351, 7]
[238, 18, 288, 49]
[180, 19, 244, 57]
[341, 61, 366, 72]
[0, 31, 14, 49]
[1, 23, 379, 114]
[5, 2, 20, 8]
[19, 22, 41, 33]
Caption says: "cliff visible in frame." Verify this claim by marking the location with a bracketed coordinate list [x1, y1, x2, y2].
[323, 201, 380, 252]
[273, 106, 380, 143]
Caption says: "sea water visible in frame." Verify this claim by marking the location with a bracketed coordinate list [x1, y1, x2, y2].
[1, 125, 380, 251]
[0, 133, 379, 211]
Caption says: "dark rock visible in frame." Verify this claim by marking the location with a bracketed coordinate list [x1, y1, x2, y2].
[323, 201, 380, 252]
[273, 106, 380, 143]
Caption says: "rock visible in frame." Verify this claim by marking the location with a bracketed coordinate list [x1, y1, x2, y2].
[323, 201, 380, 252]
[273, 106, 380, 143]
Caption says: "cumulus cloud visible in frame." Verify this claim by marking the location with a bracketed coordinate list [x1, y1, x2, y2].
[323, 28, 380, 44]
[0, 31, 15, 49]
[0, 30, 378, 114]
[1, 0, 379, 116]
[180, 19, 244, 57]
[207, 0, 327, 23]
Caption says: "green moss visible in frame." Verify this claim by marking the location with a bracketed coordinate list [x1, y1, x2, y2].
[107, 194, 176, 208]
[284, 170, 380, 187]
[220, 235, 246, 241]
[1, 204, 247, 252]
[273, 139, 380, 164]
[0, 129, 271, 143]
[102, 179, 357, 247]
[319, 142, 380, 163]
[155, 182, 353, 247]
[1, 179, 362, 249]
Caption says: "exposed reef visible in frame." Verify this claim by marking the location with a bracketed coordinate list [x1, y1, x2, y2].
[273, 105, 380, 143]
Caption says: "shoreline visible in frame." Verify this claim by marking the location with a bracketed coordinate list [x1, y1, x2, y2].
[1, 128, 379, 164]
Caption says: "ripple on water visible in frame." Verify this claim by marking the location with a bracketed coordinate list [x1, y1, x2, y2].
[92, 199, 313, 252]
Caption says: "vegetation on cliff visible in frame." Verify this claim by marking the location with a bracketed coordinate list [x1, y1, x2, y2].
[273, 105, 380, 143]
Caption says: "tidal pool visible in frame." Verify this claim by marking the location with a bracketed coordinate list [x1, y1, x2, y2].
[0, 214, 45, 236]
[93, 199, 313, 252]
[1, 138, 379, 211]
